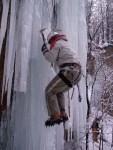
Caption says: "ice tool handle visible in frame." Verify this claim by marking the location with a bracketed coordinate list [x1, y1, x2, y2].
[40, 28, 46, 44]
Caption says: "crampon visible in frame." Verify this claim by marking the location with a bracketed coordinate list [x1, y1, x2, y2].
[45, 117, 63, 127]
[60, 111, 68, 122]
[45, 112, 68, 127]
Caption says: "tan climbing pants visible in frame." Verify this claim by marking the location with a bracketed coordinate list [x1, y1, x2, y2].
[45, 67, 81, 116]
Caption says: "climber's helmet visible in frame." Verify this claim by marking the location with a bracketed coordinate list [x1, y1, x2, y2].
[47, 31, 59, 44]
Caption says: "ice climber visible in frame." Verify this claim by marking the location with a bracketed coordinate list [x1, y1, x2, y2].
[40, 30, 82, 127]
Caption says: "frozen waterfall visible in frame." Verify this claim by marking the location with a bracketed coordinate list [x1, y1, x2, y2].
[0, 0, 87, 150]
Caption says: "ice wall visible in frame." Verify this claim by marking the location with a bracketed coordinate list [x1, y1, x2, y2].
[57, 0, 87, 148]
[0, 0, 87, 150]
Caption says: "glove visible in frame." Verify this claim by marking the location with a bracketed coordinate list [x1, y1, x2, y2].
[41, 43, 48, 53]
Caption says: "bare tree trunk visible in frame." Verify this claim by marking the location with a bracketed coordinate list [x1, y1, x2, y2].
[111, 126, 113, 147]
[99, 129, 102, 150]
[101, 101, 104, 150]
[86, 66, 91, 150]
[106, 0, 110, 42]
[100, 2, 105, 42]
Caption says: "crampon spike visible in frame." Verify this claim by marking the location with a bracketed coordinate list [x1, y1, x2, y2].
[45, 118, 63, 127]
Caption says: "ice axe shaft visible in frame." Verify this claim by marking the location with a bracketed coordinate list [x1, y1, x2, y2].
[41, 33, 46, 43]
[40, 28, 46, 43]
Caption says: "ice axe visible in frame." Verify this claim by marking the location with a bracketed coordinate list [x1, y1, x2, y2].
[40, 28, 47, 44]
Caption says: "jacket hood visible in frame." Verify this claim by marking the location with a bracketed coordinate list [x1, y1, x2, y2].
[50, 35, 68, 49]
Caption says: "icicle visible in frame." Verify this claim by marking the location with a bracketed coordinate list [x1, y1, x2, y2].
[14, 0, 35, 92]
[19, 0, 35, 92]
[71, 87, 75, 100]
[5, 0, 16, 91]
[1, 0, 16, 106]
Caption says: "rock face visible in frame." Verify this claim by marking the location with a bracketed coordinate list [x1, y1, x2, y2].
[0, 0, 3, 28]
[0, 0, 11, 120]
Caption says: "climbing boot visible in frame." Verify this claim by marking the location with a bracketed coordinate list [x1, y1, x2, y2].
[60, 111, 68, 122]
[45, 113, 63, 127]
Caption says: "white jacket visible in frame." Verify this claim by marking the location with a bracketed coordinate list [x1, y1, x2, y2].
[43, 37, 81, 67]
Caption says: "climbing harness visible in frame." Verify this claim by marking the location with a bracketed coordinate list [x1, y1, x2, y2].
[59, 64, 81, 88]
[60, 66, 80, 73]
[58, 71, 73, 87]
[58, 63, 82, 101]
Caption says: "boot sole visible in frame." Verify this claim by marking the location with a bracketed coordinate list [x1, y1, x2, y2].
[61, 116, 68, 122]
[45, 118, 63, 127]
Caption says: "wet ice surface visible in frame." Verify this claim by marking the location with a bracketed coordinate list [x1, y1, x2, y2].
[64, 141, 76, 150]
[0, 0, 87, 150]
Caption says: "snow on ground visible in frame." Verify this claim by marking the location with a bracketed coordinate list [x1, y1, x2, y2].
[88, 108, 113, 150]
